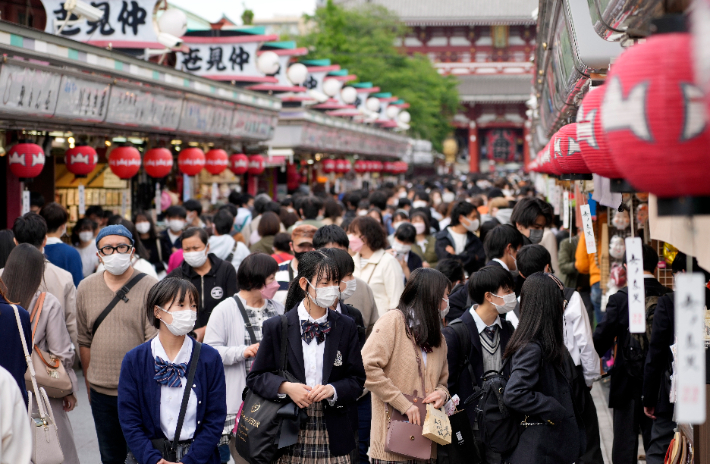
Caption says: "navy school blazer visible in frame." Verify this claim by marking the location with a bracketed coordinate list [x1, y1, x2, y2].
[246, 307, 366, 456]
[117, 338, 227, 464]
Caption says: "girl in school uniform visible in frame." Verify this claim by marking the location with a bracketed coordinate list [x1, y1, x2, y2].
[246, 251, 366, 464]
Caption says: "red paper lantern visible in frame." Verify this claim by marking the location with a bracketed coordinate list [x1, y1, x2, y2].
[143, 148, 173, 178]
[552, 124, 590, 175]
[601, 33, 710, 197]
[178, 148, 205, 176]
[287, 163, 300, 190]
[536, 143, 558, 175]
[576, 85, 621, 178]
[354, 160, 367, 173]
[383, 161, 394, 173]
[8, 143, 45, 179]
[108, 146, 141, 179]
[372, 161, 383, 172]
[247, 155, 265, 175]
[337, 159, 351, 173]
[322, 159, 336, 173]
[400, 162, 409, 174]
[229, 154, 248, 175]
[205, 149, 228, 175]
[65, 146, 97, 176]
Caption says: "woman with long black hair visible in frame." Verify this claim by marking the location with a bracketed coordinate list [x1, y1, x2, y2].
[362, 268, 451, 464]
[503, 272, 585, 464]
[247, 251, 365, 464]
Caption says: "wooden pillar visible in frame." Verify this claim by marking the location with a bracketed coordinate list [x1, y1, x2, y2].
[468, 121, 479, 173]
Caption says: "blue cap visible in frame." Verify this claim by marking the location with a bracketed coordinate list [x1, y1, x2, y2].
[96, 224, 134, 247]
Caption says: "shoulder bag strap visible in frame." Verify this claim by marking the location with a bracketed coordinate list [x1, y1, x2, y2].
[30, 292, 46, 342]
[398, 310, 427, 396]
[227, 241, 239, 263]
[288, 263, 294, 283]
[156, 238, 163, 263]
[173, 340, 202, 448]
[12, 304, 47, 419]
[233, 295, 257, 343]
[279, 314, 289, 372]
[92, 273, 147, 336]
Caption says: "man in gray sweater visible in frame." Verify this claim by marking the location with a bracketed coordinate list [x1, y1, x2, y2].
[77, 224, 157, 464]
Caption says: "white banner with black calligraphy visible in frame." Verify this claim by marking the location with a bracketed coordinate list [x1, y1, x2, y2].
[176, 41, 265, 81]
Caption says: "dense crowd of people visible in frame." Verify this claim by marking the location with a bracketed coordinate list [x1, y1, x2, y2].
[0, 175, 704, 464]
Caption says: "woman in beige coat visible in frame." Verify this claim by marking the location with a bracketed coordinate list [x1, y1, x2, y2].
[362, 268, 450, 464]
[4, 244, 80, 464]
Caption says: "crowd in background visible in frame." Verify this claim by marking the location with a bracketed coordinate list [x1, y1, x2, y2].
[0, 173, 704, 464]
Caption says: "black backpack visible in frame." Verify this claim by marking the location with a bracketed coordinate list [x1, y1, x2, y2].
[617, 286, 669, 378]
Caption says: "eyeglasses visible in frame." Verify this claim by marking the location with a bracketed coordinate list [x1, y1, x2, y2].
[99, 244, 133, 255]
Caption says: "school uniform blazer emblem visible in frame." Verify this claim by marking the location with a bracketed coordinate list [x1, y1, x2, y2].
[334, 350, 342, 366]
[251, 403, 261, 413]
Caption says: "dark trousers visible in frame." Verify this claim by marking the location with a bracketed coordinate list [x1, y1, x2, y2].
[646, 413, 675, 464]
[612, 397, 652, 464]
[579, 387, 603, 464]
[90, 388, 127, 464]
[357, 393, 372, 464]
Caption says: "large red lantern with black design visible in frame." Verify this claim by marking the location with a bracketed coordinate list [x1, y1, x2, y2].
[602, 33, 710, 197]
[65, 146, 98, 176]
[383, 161, 395, 174]
[205, 149, 228, 175]
[354, 160, 367, 173]
[247, 155, 265, 175]
[178, 148, 205, 176]
[336, 159, 351, 173]
[536, 143, 557, 175]
[552, 123, 590, 176]
[577, 85, 621, 179]
[108, 146, 141, 179]
[8, 143, 45, 179]
[322, 159, 336, 173]
[143, 148, 173, 178]
[371, 161, 383, 172]
[229, 154, 248, 175]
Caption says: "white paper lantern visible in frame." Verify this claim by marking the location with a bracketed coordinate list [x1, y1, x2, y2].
[323, 78, 342, 97]
[287, 63, 308, 85]
[157, 9, 187, 38]
[398, 111, 411, 124]
[366, 97, 381, 112]
[257, 51, 280, 75]
[386, 105, 400, 119]
[341, 86, 357, 104]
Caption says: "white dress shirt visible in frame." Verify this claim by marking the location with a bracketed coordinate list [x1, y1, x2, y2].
[152, 336, 198, 441]
[492, 258, 510, 271]
[563, 291, 601, 386]
[469, 305, 503, 333]
[297, 302, 337, 403]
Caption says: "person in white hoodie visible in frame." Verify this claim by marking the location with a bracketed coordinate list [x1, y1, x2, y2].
[208, 209, 250, 272]
[0, 365, 31, 464]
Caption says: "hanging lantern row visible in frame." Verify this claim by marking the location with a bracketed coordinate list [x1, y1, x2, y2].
[321, 159, 353, 174]
[530, 32, 710, 202]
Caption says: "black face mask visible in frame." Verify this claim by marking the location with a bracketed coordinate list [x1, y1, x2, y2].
[293, 251, 307, 261]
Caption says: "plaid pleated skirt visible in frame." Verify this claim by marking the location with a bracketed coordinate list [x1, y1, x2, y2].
[370, 460, 435, 464]
[276, 402, 351, 464]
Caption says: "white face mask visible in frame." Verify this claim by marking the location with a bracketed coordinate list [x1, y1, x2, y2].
[432, 196, 442, 206]
[491, 292, 517, 314]
[398, 191, 407, 199]
[340, 278, 357, 300]
[158, 306, 196, 336]
[168, 219, 186, 233]
[183, 249, 208, 268]
[357, 210, 368, 216]
[412, 200, 428, 209]
[392, 222, 404, 231]
[441, 297, 450, 318]
[101, 252, 133, 276]
[392, 241, 411, 255]
[79, 231, 94, 243]
[413, 223, 426, 235]
[442, 192, 455, 203]
[307, 281, 340, 308]
[462, 217, 480, 233]
[135, 222, 151, 234]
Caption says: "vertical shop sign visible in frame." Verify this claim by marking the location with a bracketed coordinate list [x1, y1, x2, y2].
[22, 190, 30, 215]
[121, 190, 128, 218]
[625, 237, 645, 333]
[211, 182, 219, 205]
[580, 204, 596, 254]
[562, 191, 570, 229]
[183, 174, 191, 201]
[675, 272, 706, 423]
[154, 182, 161, 221]
[78, 185, 86, 216]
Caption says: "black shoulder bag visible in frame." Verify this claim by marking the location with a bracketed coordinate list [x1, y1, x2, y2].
[91, 272, 147, 336]
[233, 295, 257, 343]
[151, 340, 202, 461]
[236, 315, 305, 464]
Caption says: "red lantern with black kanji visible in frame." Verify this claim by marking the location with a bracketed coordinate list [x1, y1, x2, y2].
[65, 146, 98, 176]
[143, 148, 173, 178]
[337, 159, 351, 173]
[287, 163, 300, 191]
[602, 33, 710, 197]
[178, 148, 205, 176]
[576, 85, 621, 179]
[248, 155, 265, 175]
[354, 160, 367, 173]
[229, 154, 248, 175]
[205, 149, 228, 175]
[322, 159, 336, 173]
[536, 143, 558, 175]
[108, 146, 141, 179]
[8, 143, 45, 179]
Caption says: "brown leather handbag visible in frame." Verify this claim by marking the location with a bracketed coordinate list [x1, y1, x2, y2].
[384, 324, 433, 461]
[23, 293, 73, 398]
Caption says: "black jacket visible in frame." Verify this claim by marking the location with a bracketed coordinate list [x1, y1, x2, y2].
[446, 284, 473, 323]
[643, 288, 710, 415]
[593, 278, 671, 408]
[338, 302, 366, 350]
[405, 250, 423, 275]
[167, 254, 238, 329]
[246, 308, 366, 456]
[434, 228, 486, 275]
[504, 342, 585, 464]
[442, 309, 514, 427]
[159, 229, 182, 266]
